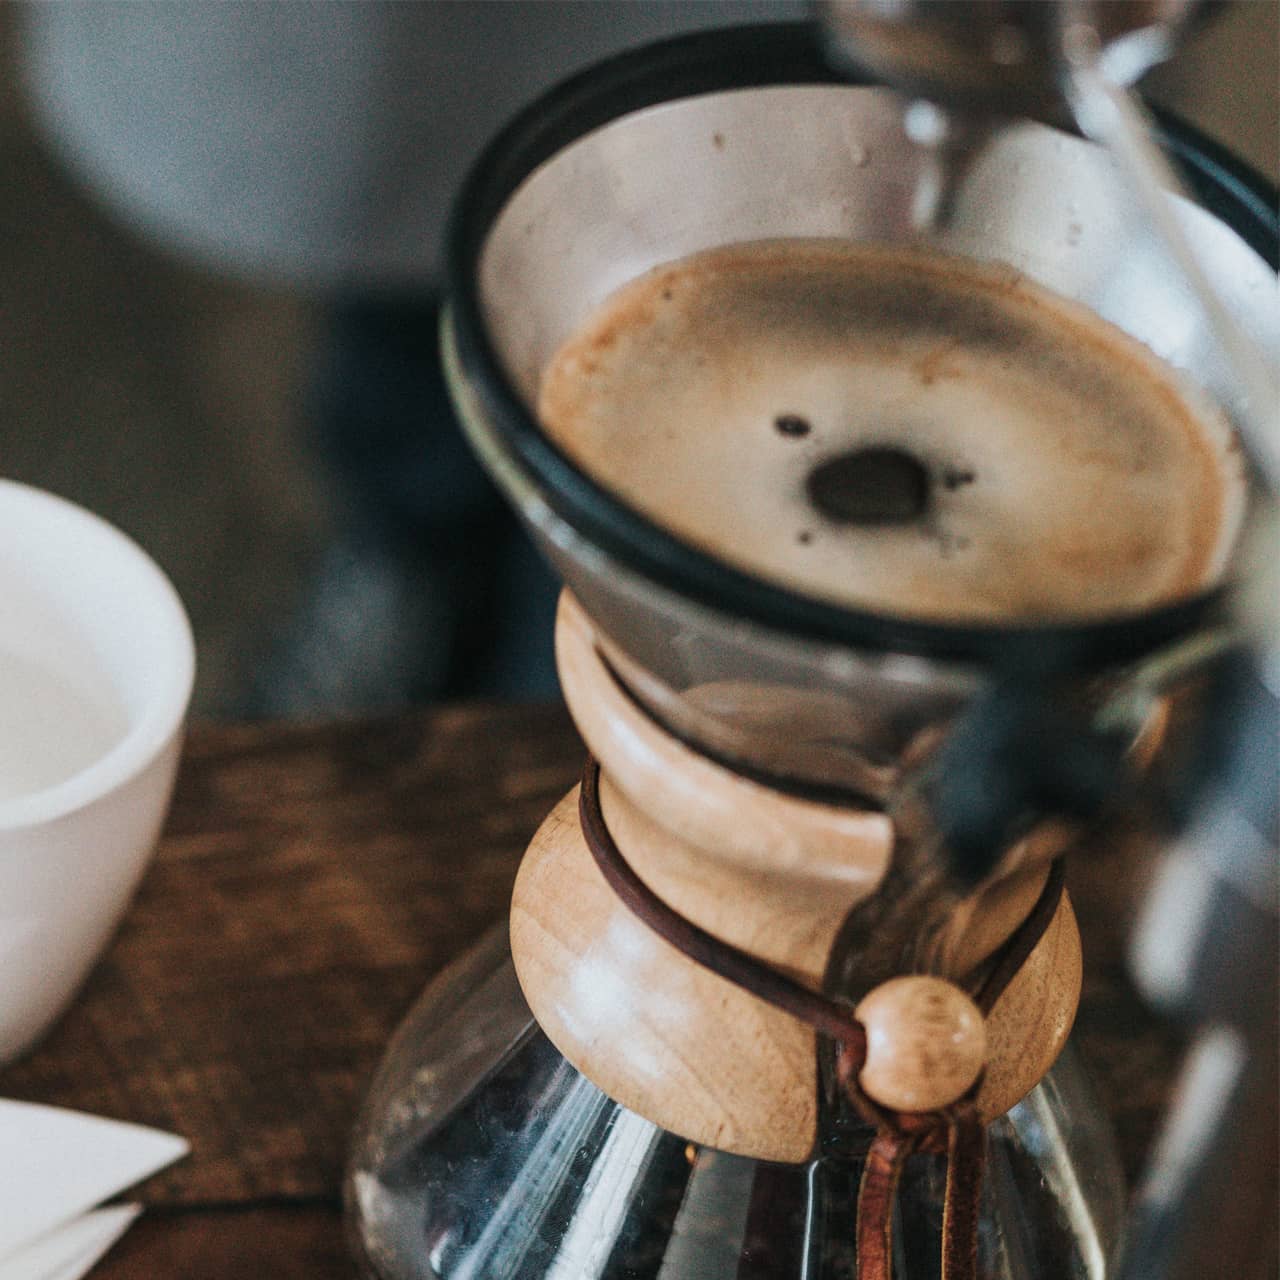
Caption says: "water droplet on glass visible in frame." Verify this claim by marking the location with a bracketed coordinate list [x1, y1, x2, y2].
[904, 101, 949, 148]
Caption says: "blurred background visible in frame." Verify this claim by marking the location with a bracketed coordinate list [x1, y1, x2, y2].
[0, 1, 1275, 721]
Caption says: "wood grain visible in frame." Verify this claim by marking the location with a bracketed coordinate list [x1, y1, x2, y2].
[0, 705, 1188, 1276]
[93, 1206, 348, 1280]
[513, 785, 824, 1161]
[977, 894, 1083, 1121]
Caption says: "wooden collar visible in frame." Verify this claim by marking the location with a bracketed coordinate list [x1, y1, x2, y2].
[580, 754, 1066, 1280]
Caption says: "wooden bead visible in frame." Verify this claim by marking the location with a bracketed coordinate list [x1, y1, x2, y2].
[855, 976, 986, 1113]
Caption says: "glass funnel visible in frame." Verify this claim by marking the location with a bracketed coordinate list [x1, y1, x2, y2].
[347, 926, 1124, 1280]
[441, 22, 1277, 802]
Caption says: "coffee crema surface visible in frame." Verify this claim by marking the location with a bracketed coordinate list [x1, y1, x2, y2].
[538, 241, 1242, 622]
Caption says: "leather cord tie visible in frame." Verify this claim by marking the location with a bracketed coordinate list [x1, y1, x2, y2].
[578, 755, 1066, 1280]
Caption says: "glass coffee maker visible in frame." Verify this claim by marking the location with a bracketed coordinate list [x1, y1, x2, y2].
[347, 20, 1277, 1280]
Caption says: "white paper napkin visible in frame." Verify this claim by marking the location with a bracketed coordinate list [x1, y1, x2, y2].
[0, 1207, 141, 1280]
[0, 1100, 187, 1278]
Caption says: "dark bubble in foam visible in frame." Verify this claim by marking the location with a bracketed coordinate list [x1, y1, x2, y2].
[807, 447, 932, 526]
[775, 414, 812, 438]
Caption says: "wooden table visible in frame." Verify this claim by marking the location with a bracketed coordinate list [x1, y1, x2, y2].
[0, 705, 1184, 1278]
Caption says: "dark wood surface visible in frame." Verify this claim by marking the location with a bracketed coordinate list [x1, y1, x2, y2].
[0, 705, 1184, 1278]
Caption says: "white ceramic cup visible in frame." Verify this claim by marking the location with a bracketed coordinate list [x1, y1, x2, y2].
[0, 480, 195, 1063]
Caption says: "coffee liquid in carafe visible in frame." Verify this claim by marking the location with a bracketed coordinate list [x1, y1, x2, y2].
[539, 240, 1244, 621]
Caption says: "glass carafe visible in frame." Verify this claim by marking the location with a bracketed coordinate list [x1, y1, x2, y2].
[348, 926, 1123, 1280]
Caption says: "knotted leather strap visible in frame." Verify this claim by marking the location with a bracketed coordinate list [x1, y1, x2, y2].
[943, 1106, 988, 1280]
[845, 1092, 989, 1280]
[857, 1125, 926, 1277]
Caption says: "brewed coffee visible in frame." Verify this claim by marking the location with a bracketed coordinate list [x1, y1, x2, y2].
[540, 240, 1244, 622]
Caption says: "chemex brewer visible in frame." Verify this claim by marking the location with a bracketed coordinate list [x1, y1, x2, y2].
[347, 12, 1278, 1280]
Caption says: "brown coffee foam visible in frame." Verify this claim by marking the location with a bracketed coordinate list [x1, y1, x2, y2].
[539, 240, 1242, 622]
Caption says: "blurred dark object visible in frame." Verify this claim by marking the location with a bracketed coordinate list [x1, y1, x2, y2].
[246, 298, 559, 716]
[818, 0, 1206, 119]
[924, 680, 1133, 885]
[1119, 650, 1278, 1280]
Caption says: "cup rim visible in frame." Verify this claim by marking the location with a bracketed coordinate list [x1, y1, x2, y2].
[445, 20, 1279, 672]
[0, 479, 195, 831]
